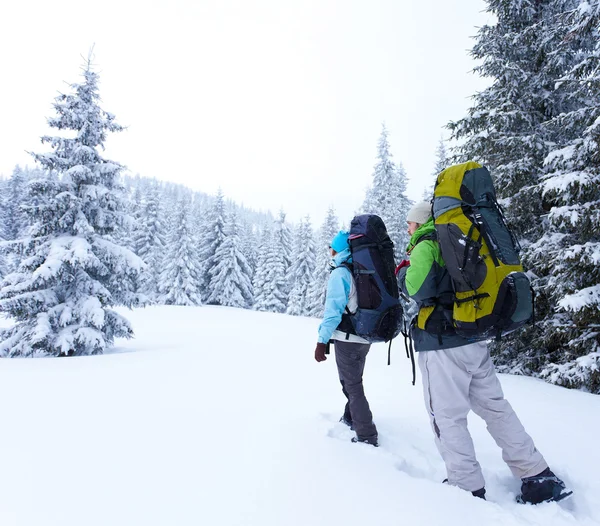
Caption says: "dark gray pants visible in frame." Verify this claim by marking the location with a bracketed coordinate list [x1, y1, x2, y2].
[334, 340, 377, 441]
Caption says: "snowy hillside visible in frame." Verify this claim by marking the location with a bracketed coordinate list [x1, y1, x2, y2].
[0, 306, 597, 526]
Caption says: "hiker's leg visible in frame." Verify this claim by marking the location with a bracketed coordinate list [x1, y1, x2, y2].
[334, 340, 377, 440]
[418, 348, 485, 492]
[339, 378, 352, 424]
[468, 342, 548, 479]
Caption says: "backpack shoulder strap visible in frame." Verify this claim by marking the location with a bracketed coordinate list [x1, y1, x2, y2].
[336, 261, 355, 321]
[336, 261, 354, 275]
[415, 232, 437, 245]
[408, 231, 437, 255]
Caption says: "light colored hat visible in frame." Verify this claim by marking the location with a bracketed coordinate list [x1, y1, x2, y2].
[407, 201, 432, 224]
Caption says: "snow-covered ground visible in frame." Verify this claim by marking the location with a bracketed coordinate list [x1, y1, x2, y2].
[0, 305, 597, 526]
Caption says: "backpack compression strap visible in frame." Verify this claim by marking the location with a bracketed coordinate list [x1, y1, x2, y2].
[402, 231, 436, 385]
[337, 261, 355, 340]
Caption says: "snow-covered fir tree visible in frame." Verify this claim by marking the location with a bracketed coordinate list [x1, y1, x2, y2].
[198, 189, 227, 302]
[190, 191, 209, 249]
[2, 166, 32, 272]
[0, 223, 6, 280]
[276, 210, 294, 301]
[252, 225, 272, 310]
[519, 1, 600, 391]
[306, 207, 339, 317]
[114, 179, 139, 253]
[206, 210, 253, 308]
[0, 253, 6, 280]
[133, 182, 167, 301]
[159, 185, 179, 253]
[159, 195, 202, 306]
[423, 137, 449, 201]
[239, 220, 258, 278]
[162, 183, 182, 226]
[254, 214, 292, 313]
[287, 216, 317, 316]
[447, 0, 600, 391]
[0, 179, 6, 237]
[447, 0, 576, 239]
[362, 124, 412, 260]
[0, 57, 143, 356]
[256, 238, 288, 313]
[4, 166, 28, 241]
[0, 179, 8, 277]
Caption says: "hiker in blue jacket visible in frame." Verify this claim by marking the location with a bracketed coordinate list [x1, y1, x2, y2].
[314, 230, 378, 446]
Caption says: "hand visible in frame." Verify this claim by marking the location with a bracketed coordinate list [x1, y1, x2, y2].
[395, 259, 410, 275]
[315, 342, 327, 362]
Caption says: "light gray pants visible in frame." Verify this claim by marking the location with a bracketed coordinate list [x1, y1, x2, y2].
[418, 341, 548, 492]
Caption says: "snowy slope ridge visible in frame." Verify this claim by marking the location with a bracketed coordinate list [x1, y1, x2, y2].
[0, 306, 597, 526]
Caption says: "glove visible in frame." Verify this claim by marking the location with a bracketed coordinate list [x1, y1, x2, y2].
[395, 259, 410, 275]
[315, 342, 327, 362]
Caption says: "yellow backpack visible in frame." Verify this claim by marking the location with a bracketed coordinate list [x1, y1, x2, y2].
[433, 161, 533, 339]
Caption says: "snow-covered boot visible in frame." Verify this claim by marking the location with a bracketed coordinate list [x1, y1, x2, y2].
[471, 487, 486, 500]
[517, 468, 572, 504]
[351, 436, 378, 447]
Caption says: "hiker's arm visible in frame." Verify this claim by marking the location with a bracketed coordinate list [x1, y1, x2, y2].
[317, 268, 351, 344]
[400, 241, 441, 303]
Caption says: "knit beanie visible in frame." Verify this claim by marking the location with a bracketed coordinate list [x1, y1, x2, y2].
[330, 230, 350, 253]
[406, 201, 432, 224]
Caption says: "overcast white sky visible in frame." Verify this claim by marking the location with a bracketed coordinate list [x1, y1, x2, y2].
[0, 0, 492, 225]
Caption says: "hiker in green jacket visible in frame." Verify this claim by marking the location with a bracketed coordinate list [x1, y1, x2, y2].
[396, 201, 569, 504]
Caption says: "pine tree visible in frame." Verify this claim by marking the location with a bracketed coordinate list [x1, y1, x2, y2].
[3, 166, 30, 272]
[277, 210, 294, 300]
[0, 57, 143, 357]
[287, 216, 317, 316]
[0, 179, 8, 277]
[252, 225, 272, 310]
[115, 179, 138, 253]
[363, 124, 412, 260]
[4, 165, 28, 241]
[306, 207, 339, 317]
[447, 0, 575, 240]
[447, 0, 600, 390]
[239, 220, 258, 278]
[254, 214, 292, 313]
[423, 137, 449, 200]
[257, 237, 288, 313]
[0, 254, 6, 280]
[0, 178, 6, 239]
[159, 196, 202, 306]
[190, 191, 208, 250]
[133, 182, 167, 301]
[206, 210, 253, 308]
[0, 215, 6, 280]
[198, 189, 227, 302]
[520, 1, 600, 391]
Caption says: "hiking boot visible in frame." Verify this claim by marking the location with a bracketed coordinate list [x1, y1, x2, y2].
[339, 415, 353, 430]
[351, 436, 378, 447]
[443, 479, 486, 500]
[517, 468, 572, 504]
[471, 487, 486, 500]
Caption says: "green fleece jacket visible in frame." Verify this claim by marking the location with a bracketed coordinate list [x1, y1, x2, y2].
[397, 219, 473, 351]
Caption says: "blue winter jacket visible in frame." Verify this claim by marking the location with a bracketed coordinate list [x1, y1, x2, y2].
[317, 249, 353, 344]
